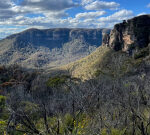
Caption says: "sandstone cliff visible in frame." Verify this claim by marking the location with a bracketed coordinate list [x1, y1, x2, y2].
[8, 28, 110, 49]
[103, 15, 150, 52]
[0, 28, 110, 68]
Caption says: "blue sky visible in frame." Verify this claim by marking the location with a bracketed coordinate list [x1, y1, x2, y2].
[0, 0, 149, 38]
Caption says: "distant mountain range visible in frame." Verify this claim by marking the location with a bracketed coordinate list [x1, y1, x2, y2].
[0, 28, 110, 69]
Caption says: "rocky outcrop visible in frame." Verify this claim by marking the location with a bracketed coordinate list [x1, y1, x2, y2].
[103, 15, 150, 52]
[102, 33, 110, 46]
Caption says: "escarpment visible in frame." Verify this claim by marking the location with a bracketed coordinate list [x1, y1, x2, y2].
[0, 28, 110, 68]
[103, 15, 150, 52]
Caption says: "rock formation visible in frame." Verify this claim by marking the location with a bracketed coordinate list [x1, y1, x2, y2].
[0, 28, 110, 68]
[8, 28, 110, 49]
[103, 15, 150, 52]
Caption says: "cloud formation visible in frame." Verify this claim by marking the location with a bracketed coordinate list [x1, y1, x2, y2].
[147, 3, 150, 8]
[81, 0, 94, 5]
[75, 11, 106, 19]
[0, 0, 77, 20]
[21, 0, 77, 11]
[0, 0, 137, 38]
[0, 0, 16, 19]
[83, 0, 120, 10]
[98, 10, 133, 22]
[97, 9, 134, 27]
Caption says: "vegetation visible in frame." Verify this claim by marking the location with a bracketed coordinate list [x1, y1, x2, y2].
[46, 75, 70, 87]
[62, 45, 147, 80]
[0, 44, 150, 134]
[134, 47, 149, 59]
[62, 46, 111, 80]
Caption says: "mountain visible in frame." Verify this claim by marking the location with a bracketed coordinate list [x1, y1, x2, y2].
[1, 15, 150, 135]
[61, 15, 150, 80]
[103, 15, 150, 51]
[0, 28, 110, 69]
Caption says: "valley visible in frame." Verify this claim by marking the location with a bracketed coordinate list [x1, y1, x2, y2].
[0, 15, 150, 135]
[0, 28, 110, 69]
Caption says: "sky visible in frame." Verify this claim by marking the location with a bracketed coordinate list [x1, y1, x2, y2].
[0, 0, 149, 39]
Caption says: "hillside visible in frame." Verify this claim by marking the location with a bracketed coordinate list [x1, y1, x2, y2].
[61, 15, 150, 80]
[62, 45, 150, 80]
[0, 28, 110, 69]
[0, 15, 150, 135]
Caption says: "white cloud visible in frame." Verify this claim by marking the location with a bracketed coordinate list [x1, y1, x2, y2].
[137, 12, 147, 16]
[83, 0, 120, 10]
[147, 3, 150, 8]
[81, 0, 94, 5]
[98, 9, 134, 27]
[21, 0, 78, 11]
[0, 0, 136, 38]
[75, 11, 106, 19]
[0, 0, 18, 19]
[43, 11, 68, 19]
[0, 9, 134, 35]
[0, 26, 27, 39]
[0, 0, 13, 9]
[0, 0, 78, 20]
[99, 10, 133, 22]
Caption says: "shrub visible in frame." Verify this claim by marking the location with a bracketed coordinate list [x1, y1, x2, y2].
[134, 47, 149, 59]
[0, 120, 7, 134]
[0, 95, 6, 113]
[47, 75, 70, 87]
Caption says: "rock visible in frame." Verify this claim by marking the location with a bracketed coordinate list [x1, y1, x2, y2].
[103, 15, 150, 52]
[7, 28, 110, 49]
[102, 33, 110, 46]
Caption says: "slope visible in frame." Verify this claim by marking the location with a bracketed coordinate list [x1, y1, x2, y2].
[61, 15, 150, 80]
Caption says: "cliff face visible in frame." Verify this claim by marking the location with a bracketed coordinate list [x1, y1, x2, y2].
[7, 28, 110, 49]
[104, 15, 150, 52]
[0, 28, 110, 68]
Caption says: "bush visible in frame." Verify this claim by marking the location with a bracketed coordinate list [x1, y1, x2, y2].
[0, 95, 6, 113]
[0, 120, 7, 134]
[101, 128, 126, 135]
[47, 75, 70, 87]
[134, 47, 149, 59]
